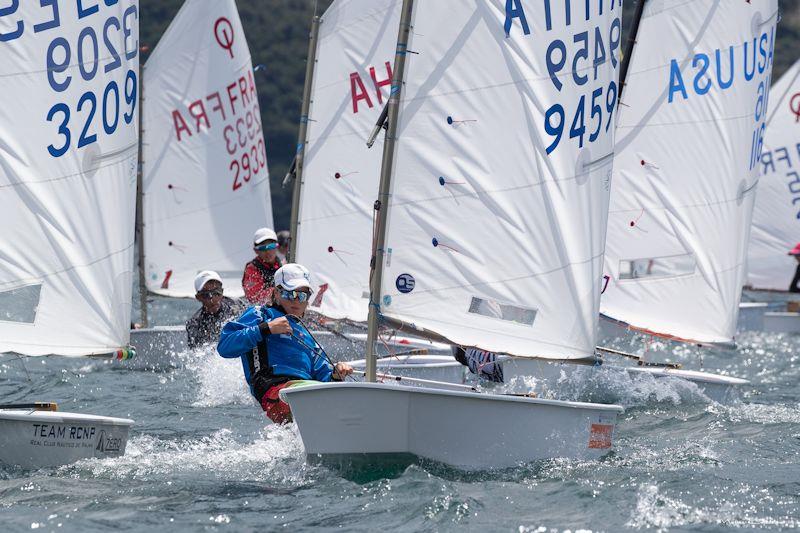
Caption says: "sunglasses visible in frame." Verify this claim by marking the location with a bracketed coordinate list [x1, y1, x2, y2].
[197, 289, 223, 299]
[255, 242, 278, 251]
[279, 289, 311, 303]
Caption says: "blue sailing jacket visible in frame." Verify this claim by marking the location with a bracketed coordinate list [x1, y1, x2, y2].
[217, 305, 333, 398]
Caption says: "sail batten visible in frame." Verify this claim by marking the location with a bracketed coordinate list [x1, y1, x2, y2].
[143, 0, 273, 298]
[601, 0, 779, 344]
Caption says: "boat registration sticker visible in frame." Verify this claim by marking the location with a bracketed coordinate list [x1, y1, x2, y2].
[588, 423, 614, 449]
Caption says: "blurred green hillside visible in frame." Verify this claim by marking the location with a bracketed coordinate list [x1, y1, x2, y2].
[140, 0, 800, 230]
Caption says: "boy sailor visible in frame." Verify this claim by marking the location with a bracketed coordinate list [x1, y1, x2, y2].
[218, 264, 353, 423]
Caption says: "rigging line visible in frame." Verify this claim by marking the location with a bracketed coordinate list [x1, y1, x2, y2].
[286, 314, 354, 381]
[305, 314, 362, 348]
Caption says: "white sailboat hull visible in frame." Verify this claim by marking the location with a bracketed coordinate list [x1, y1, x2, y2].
[0, 410, 133, 469]
[282, 382, 622, 470]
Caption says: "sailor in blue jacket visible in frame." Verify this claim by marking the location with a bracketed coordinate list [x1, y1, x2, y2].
[217, 263, 353, 423]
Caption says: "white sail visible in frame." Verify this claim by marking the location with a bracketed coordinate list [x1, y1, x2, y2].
[748, 59, 800, 291]
[297, 0, 401, 321]
[143, 0, 273, 298]
[602, 0, 778, 343]
[0, 1, 139, 356]
[378, 0, 620, 358]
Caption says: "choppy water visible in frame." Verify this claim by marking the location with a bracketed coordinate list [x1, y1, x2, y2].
[1, 295, 799, 532]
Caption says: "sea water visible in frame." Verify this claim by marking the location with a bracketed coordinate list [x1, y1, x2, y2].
[1, 296, 799, 531]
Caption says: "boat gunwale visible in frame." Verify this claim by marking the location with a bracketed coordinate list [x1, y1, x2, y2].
[281, 381, 625, 413]
[0, 410, 134, 426]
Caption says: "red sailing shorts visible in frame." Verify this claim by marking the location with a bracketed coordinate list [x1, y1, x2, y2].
[260, 382, 294, 424]
[260, 380, 317, 424]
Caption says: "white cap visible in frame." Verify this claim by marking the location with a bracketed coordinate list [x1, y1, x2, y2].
[194, 270, 222, 293]
[274, 263, 312, 291]
[253, 227, 278, 245]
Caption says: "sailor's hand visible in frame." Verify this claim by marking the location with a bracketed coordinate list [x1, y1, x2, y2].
[267, 317, 292, 335]
[333, 362, 353, 380]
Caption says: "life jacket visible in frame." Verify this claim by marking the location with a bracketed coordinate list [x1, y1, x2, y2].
[249, 339, 288, 402]
[248, 306, 330, 401]
[244, 257, 281, 289]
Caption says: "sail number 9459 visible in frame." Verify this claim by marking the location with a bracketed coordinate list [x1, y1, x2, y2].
[544, 81, 617, 154]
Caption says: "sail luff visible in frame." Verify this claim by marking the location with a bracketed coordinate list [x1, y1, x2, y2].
[136, 62, 148, 327]
[365, 0, 416, 383]
[289, 14, 322, 262]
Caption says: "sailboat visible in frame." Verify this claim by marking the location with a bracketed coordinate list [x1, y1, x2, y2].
[0, 0, 138, 466]
[282, 0, 626, 469]
[745, 58, 800, 332]
[286, 0, 749, 402]
[129, 0, 274, 366]
[601, 1, 778, 348]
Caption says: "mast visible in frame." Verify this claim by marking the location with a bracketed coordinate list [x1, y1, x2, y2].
[289, 13, 322, 261]
[135, 59, 148, 328]
[365, 0, 415, 383]
[618, 0, 646, 100]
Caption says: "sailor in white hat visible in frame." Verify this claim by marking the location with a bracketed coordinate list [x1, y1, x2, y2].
[242, 227, 284, 305]
[186, 270, 242, 349]
[218, 263, 353, 423]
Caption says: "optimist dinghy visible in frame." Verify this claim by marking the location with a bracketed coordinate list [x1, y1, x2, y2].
[0, 1, 139, 466]
[286, 0, 752, 400]
[283, 0, 626, 469]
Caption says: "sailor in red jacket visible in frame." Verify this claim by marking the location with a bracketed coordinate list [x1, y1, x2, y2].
[242, 227, 284, 305]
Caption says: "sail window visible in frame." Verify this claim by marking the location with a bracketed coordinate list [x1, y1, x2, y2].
[0, 283, 42, 324]
[468, 297, 537, 326]
[618, 254, 696, 280]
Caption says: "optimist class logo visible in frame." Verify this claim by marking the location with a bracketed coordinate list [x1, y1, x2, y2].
[214, 17, 235, 59]
[396, 274, 415, 294]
